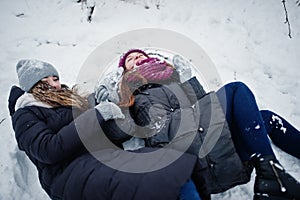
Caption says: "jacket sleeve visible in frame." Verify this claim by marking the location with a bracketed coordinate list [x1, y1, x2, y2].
[180, 76, 206, 104]
[12, 108, 104, 164]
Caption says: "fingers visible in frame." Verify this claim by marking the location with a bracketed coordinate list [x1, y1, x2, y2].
[99, 90, 109, 102]
[95, 86, 109, 103]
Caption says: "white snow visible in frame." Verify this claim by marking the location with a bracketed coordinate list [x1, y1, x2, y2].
[1, 0, 300, 199]
[271, 114, 287, 134]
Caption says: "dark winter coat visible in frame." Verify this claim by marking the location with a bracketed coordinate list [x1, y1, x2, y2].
[128, 77, 253, 196]
[8, 86, 200, 200]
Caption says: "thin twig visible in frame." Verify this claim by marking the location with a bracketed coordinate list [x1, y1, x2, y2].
[156, 0, 160, 9]
[0, 118, 5, 125]
[87, 3, 95, 23]
[25, 0, 30, 9]
[144, 0, 150, 9]
[282, 0, 292, 38]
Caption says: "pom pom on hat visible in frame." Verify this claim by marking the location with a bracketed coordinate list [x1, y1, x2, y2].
[118, 49, 149, 69]
[16, 59, 59, 92]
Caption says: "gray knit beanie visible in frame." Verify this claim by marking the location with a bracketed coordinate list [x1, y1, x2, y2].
[16, 59, 59, 92]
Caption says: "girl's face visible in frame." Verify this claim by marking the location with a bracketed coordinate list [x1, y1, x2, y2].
[42, 76, 61, 89]
[124, 52, 148, 71]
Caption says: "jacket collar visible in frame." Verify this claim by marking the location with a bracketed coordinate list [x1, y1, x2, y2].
[15, 93, 52, 111]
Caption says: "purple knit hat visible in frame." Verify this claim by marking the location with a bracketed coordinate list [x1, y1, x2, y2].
[118, 49, 149, 69]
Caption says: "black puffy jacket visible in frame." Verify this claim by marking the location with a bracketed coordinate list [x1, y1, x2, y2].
[128, 77, 253, 196]
[9, 86, 200, 200]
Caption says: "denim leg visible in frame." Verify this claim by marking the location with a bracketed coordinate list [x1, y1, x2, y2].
[216, 82, 274, 161]
[261, 110, 300, 159]
[179, 179, 201, 200]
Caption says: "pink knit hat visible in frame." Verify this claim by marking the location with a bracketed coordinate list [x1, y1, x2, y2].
[118, 49, 149, 69]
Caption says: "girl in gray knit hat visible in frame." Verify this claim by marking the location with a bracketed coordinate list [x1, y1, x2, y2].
[14, 59, 89, 111]
[16, 59, 60, 92]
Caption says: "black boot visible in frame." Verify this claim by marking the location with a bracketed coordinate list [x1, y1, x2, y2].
[251, 154, 300, 200]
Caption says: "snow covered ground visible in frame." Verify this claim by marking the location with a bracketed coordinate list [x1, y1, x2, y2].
[0, 0, 299, 199]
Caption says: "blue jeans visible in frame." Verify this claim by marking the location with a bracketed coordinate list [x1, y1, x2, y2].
[179, 179, 201, 200]
[261, 110, 300, 159]
[216, 82, 300, 161]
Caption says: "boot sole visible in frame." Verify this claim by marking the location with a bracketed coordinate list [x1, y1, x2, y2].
[254, 194, 294, 200]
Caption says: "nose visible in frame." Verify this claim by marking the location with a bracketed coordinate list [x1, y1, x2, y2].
[133, 55, 139, 63]
[134, 54, 144, 65]
[135, 54, 144, 61]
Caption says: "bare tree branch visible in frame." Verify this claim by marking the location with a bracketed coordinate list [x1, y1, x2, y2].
[282, 0, 292, 38]
[87, 4, 95, 23]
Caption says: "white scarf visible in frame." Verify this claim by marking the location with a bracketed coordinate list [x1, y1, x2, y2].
[15, 93, 53, 111]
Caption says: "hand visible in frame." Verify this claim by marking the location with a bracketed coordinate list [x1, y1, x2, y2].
[95, 85, 109, 103]
[95, 101, 125, 121]
[172, 54, 192, 83]
[94, 67, 124, 104]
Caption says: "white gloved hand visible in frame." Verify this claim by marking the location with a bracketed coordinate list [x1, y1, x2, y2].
[95, 85, 109, 103]
[172, 54, 192, 83]
[95, 101, 125, 121]
[94, 67, 124, 104]
[122, 137, 145, 151]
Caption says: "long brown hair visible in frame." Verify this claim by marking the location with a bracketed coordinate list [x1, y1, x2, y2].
[118, 69, 147, 107]
[30, 81, 89, 111]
